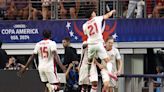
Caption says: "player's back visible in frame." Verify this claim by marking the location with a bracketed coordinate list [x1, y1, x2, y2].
[83, 16, 104, 44]
[35, 39, 57, 70]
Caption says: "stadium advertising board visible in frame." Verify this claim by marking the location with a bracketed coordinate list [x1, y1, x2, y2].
[0, 19, 163, 43]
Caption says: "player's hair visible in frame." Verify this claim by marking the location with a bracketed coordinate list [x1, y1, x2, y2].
[42, 29, 51, 39]
[105, 36, 114, 42]
[85, 8, 95, 18]
[63, 37, 70, 42]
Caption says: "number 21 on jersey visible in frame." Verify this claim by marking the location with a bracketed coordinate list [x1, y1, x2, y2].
[87, 22, 98, 36]
[40, 46, 48, 58]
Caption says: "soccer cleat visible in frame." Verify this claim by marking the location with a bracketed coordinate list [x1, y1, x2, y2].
[46, 83, 54, 92]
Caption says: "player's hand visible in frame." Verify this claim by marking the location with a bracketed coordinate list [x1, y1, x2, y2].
[111, 10, 116, 14]
[115, 71, 121, 76]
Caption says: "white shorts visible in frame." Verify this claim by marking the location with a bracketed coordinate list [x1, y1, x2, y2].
[38, 68, 59, 83]
[79, 61, 98, 85]
[88, 43, 108, 60]
[101, 61, 117, 87]
[101, 69, 110, 83]
[109, 77, 117, 87]
[89, 61, 98, 82]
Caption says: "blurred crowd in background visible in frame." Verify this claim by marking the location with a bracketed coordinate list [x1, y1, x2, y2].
[0, 0, 163, 20]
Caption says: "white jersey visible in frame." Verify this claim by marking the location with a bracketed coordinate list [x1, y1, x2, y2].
[107, 47, 121, 73]
[83, 16, 104, 44]
[33, 39, 57, 71]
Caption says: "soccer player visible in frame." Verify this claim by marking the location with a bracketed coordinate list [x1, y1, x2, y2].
[82, 9, 116, 92]
[79, 41, 99, 92]
[79, 44, 118, 92]
[18, 30, 66, 92]
[104, 36, 122, 92]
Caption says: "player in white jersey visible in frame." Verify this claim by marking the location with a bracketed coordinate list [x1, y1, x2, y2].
[82, 9, 116, 92]
[105, 36, 122, 92]
[18, 30, 66, 92]
[79, 41, 98, 92]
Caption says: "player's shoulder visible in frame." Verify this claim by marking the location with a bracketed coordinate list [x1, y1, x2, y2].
[48, 40, 57, 47]
[35, 40, 43, 46]
[94, 16, 103, 20]
[113, 47, 120, 53]
[82, 22, 87, 30]
[49, 40, 56, 44]
[83, 21, 87, 26]
[113, 46, 118, 50]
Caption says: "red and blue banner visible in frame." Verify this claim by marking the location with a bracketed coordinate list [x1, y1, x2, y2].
[0, 19, 163, 43]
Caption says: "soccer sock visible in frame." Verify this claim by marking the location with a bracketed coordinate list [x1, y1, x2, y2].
[90, 86, 97, 92]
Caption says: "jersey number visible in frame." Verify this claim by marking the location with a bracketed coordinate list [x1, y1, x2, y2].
[88, 23, 98, 36]
[40, 46, 48, 58]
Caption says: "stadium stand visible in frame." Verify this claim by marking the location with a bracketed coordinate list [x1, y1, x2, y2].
[0, 0, 163, 20]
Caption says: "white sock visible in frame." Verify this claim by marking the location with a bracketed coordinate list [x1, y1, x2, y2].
[107, 62, 112, 73]
[90, 86, 97, 92]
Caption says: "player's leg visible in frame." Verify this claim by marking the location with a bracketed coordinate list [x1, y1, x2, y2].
[93, 60, 109, 92]
[109, 77, 117, 92]
[38, 70, 49, 92]
[46, 83, 60, 92]
[88, 44, 97, 77]
[109, 87, 113, 92]
[79, 62, 90, 92]
[81, 84, 89, 92]
[90, 81, 98, 92]
[79, 48, 91, 92]
[46, 71, 60, 92]
[101, 69, 110, 92]
[97, 43, 110, 64]
[89, 61, 98, 92]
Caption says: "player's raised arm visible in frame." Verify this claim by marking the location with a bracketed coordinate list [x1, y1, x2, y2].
[53, 51, 66, 73]
[103, 10, 116, 20]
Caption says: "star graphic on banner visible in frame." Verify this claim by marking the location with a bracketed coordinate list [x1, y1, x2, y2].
[112, 33, 118, 39]
[65, 21, 79, 40]
[66, 22, 71, 30]
[74, 36, 78, 40]
[69, 30, 74, 37]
